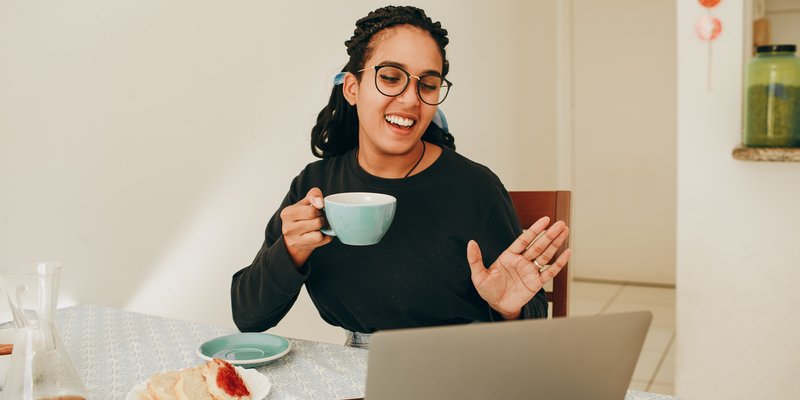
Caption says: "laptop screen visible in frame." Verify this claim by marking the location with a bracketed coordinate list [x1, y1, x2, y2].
[364, 311, 652, 400]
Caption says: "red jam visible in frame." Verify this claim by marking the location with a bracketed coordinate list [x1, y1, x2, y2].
[216, 360, 250, 397]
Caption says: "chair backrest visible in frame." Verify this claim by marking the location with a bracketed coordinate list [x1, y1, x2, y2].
[508, 191, 571, 318]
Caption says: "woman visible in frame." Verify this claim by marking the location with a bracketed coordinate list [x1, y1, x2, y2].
[231, 5, 571, 348]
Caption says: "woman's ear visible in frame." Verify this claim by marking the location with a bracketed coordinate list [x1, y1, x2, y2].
[342, 73, 358, 106]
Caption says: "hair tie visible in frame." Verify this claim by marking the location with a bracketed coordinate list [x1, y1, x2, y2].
[432, 107, 449, 133]
[333, 72, 346, 86]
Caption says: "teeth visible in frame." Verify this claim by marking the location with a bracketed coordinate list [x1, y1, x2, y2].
[386, 115, 415, 127]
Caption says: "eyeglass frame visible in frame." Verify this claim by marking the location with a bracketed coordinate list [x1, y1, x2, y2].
[355, 64, 453, 106]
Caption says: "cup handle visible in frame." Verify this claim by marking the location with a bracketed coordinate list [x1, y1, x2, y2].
[320, 205, 335, 236]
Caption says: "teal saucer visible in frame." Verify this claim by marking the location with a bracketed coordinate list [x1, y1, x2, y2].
[197, 333, 291, 368]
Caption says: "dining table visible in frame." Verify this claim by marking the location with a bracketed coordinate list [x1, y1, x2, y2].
[3, 304, 678, 399]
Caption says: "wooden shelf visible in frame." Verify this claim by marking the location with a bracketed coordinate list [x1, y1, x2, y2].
[732, 146, 800, 162]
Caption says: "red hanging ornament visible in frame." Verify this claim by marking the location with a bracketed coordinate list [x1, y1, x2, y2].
[695, 15, 722, 41]
[695, 0, 722, 91]
[698, 0, 721, 8]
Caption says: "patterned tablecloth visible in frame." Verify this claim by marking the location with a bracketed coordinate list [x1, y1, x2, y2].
[46, 304, 675, 400]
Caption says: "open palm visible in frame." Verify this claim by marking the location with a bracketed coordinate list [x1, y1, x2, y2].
[467, 217, 572, 319]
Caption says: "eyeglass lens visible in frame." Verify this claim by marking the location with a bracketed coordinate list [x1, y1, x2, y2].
[374, 65, 449, 105]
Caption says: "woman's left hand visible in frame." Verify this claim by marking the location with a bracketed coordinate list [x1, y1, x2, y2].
[467, 216, 572, 320]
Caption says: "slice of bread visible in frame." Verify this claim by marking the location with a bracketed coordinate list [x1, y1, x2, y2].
[202, 358, 251, 400]
[136, 390, 156, 400]
[175, 366, 214, 400]
[146, 370, 181, 400]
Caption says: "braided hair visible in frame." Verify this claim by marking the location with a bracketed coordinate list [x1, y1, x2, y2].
[310, 5, 455, 158]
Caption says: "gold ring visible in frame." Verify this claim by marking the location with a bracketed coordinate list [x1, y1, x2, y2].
[533, 259, 550, 273]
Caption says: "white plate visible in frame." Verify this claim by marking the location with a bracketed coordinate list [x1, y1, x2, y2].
[126, 365, 271, 400]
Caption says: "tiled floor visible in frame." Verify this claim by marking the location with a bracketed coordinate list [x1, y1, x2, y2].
[569, 280, 675, 395]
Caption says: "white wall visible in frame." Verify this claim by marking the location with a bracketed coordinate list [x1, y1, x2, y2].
[676, 0, 800, 398]
[571, 0, 677, 285]
[0, 1, 559, 343]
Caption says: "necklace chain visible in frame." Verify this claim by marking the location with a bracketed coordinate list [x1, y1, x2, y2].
[355, 141, 427, 178]
[404, 141, 426, 178]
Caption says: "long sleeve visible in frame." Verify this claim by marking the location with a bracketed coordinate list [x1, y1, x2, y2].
[230, 147, 549, 334]
[230, 189, 309, 332]
[477, 188, 549, 321]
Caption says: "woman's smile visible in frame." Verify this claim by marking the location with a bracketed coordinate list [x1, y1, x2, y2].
[384, 113, 417, 135]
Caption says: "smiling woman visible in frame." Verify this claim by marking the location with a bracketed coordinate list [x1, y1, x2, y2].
[229, 5, 572, 349]
[341, 25, 444, 177]
[310, 6, 455, 165]
[0, 0, 565, 351]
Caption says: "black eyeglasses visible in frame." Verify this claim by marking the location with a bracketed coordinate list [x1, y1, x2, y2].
[356, 65, 452, 106]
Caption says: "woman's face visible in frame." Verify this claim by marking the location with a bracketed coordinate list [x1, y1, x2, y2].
[343, 25, 443, 157]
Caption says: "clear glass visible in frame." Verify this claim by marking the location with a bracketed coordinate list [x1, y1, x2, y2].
[0, 262, 87, 400]
[743, 47, 800, 147]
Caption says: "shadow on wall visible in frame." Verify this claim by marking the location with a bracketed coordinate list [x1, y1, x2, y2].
[0, 1, 348, 327]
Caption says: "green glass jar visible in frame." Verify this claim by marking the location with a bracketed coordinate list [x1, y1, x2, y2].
[743, 44, 800, 147]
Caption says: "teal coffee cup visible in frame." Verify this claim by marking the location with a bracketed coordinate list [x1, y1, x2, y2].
[320, 192, 397, 246]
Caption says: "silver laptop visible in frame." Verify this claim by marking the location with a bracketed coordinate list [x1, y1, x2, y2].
[364, 311, 652, 400]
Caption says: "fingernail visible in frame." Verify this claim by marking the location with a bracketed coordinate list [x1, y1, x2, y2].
[313, 197, 323, 208]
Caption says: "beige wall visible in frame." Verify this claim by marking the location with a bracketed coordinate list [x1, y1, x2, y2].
[0, 1, 559, 343]
[6, 1, 799, 397]
[677, 0, 800, 397]
[571, 0, 677, 285]
[764, 0, 800, 46]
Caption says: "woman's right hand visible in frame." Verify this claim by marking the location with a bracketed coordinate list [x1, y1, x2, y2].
[280, 187, 332, 267]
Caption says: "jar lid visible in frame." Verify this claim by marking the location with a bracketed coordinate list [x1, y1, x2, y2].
[756, 44, 796, 53]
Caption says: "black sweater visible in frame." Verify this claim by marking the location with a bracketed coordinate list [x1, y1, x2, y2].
[231, 146, 547, 333]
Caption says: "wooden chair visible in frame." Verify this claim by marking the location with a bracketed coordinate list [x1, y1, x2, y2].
[508, 191, 571, 318]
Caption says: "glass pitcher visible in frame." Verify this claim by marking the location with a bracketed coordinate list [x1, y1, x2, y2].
[0, 262, 87, 400]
